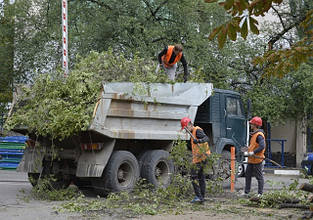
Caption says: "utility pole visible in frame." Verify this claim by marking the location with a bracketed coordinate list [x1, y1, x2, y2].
[62, 0, 68, 77]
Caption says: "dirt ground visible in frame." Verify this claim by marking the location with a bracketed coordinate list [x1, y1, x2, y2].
[5, 197, 305, 220]
[137, 197, 306, 220]
[0, 170, 311, 220]
[1, 190, 309, 220]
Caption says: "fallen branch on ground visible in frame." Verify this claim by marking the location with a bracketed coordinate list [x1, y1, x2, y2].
[279, 203, 309, 210]
[300, 183, 313, 193]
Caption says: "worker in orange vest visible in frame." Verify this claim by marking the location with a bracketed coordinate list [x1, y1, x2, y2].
[157, 44, 188, 82]
[243, 116, 266, 197]
[181, 117, 210, 203]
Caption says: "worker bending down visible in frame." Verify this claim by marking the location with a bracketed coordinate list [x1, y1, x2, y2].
[157, 44, 188, 82]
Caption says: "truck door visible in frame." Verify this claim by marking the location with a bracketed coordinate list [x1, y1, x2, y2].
[225, 96, 246, 147]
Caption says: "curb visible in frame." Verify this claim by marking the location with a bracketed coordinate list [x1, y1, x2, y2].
[0, 180, 29, 183]
[264, 169, 301, 176]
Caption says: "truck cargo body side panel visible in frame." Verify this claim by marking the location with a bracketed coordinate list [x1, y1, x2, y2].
[92, 98, 111, 129]
[89, 83, 213, 140]
[76, 139, 115, 177]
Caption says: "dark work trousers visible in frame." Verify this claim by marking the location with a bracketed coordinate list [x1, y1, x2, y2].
[190, 160, 206, 200]
[245, 162, 264, 195]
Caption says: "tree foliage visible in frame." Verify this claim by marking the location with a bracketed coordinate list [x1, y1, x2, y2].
[4, 0, 263, 89]
[3, 0, 277, 129]
[4, 50, 176, 140]
[6, 0, 226, 79]
[0, 0, 15, 131]
[206, 0, 313, 77]
[0, 1, 14, 102]
[4, 0, 313, 130]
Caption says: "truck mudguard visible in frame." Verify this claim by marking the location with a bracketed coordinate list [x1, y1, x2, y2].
[215, 138, 237, 154]
[76, 139, 115, 177]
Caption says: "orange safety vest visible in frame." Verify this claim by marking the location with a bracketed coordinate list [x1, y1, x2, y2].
[191, 126, 211, 164]
[248, 131, 266, 164]
[162, 45, 182, 68]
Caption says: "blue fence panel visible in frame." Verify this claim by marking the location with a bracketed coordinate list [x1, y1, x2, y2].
[0, 136, 28, 143]
[0, 162, 21, 169]
[265, 139, 287, 168]
[0, 136, 27, 169]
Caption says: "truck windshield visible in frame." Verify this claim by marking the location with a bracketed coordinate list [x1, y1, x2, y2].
[226, 97, 243, 116]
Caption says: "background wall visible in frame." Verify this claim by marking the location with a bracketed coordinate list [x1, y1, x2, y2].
[270, 119, 296, 153]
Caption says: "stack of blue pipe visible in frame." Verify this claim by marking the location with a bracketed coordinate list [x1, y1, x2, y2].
[0, 136, 28, 169]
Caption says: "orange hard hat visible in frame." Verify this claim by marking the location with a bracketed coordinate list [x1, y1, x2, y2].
[249, 116, 262, 127]
[181, 117, 191, 130]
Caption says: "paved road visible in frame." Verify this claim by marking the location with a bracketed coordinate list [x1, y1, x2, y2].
[236, 172, 309, 192]
[0, 169, 309, 219]
[0, 170, 30, 205]
[0, 170, 67, 220]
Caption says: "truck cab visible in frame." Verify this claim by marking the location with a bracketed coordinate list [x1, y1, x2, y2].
[195, 89, 247, 158]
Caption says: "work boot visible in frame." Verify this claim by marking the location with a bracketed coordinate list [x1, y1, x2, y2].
[202, 195, 206, 201]
[191, 196, 203, 203]
[239, 191, 249, 198]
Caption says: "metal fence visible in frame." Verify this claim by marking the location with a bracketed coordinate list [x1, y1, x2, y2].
[0, 136, 27, 169]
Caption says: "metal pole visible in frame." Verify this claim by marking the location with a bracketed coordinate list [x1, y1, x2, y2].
[281, 140, 285, 167]
[62, 0, 68, 77]
[230, 146, 235, 192]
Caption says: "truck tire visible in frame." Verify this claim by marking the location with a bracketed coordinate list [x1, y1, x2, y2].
[237, 163, 245, 177]
[140, 150, 174, 188]
[213, 150, 237, 188]
[137, 151, 150, 171]
[28, 173, 40, 187]
[102, 151, 139, 192]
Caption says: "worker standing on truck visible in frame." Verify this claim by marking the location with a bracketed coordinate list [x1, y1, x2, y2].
[243, 116, 266, 197]
[157, 44, 188, 82]
[181, 117, 210, 203]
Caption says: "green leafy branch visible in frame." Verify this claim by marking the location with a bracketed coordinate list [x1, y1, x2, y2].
[207, 0, 283, 48]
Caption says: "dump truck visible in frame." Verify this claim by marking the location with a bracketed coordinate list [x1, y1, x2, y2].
[10, 82, 247, 193]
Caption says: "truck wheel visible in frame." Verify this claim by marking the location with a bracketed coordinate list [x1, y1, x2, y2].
[102, 151, 139, 192]
[28, 173, 40, 187]
[214, 150, 237, 188]
[237, 163, 245, 177]
[140, 150, 174, 188]
[137, 151, 150, 171]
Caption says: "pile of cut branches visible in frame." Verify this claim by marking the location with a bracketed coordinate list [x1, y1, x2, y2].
[5, 50, 179, 141]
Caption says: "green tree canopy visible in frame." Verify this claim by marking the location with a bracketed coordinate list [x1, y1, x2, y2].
[206, 0, 313, 77]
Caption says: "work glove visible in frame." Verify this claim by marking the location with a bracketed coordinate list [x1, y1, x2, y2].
[244, 151, 254, 156]
[193, 139, 199, 144]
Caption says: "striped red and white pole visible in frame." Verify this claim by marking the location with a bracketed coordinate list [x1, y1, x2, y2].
[62, 0, 68, 77]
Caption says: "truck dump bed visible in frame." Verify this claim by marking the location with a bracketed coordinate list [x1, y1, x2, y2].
[90, 82, 213, 140]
